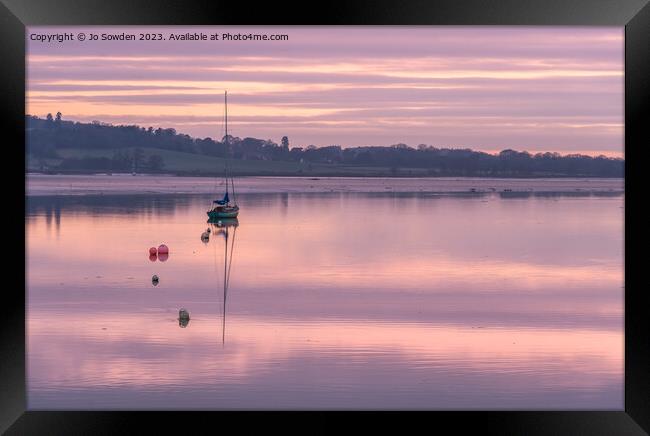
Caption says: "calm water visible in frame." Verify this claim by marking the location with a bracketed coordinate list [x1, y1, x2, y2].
[26, 189, 624, 409]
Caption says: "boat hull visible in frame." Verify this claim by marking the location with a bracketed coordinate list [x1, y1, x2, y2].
[207, 207, 239, 219]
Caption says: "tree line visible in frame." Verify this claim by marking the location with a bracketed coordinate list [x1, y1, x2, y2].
[26, 114, 624, 177]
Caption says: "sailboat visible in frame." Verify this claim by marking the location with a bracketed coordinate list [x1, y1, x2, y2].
[207, 91, 239, 219]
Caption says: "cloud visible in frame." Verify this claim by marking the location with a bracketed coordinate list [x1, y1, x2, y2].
[26, 26, 623, 155]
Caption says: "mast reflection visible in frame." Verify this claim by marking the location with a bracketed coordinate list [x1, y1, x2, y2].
[207, 217, 238, 343]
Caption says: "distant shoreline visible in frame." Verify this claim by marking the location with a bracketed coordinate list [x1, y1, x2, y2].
[26, 171, 625, 179]
[26, 174, 625, 197]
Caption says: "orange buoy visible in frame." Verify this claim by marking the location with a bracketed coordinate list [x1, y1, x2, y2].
[158, 244, 169, 254]
[149, 247, 157, 255]
[149, 254, 157, 262]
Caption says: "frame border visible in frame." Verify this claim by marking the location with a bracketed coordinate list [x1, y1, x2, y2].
[4, 0, 648, 433]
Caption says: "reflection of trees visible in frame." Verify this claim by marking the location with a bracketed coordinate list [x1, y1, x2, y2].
[25, 190, 624, 237]
[30, 199, 62, 234]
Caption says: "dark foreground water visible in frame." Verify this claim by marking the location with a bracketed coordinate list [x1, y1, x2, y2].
[26, 189, 624, 409]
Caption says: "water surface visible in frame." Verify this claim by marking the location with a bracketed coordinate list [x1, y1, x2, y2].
[26, 187, 624, 409]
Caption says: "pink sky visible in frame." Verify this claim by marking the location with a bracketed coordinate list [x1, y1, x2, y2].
[26, 26, 624, 157]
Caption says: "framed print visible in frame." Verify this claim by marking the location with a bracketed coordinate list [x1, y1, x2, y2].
[2, 0, 648, 433]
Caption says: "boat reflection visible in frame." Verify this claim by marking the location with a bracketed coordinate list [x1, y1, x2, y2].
[207, 217, 239, 229]
[206, 217, 238, 342]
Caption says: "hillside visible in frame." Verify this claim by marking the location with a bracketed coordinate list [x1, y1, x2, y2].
[26, 115, 624, 177]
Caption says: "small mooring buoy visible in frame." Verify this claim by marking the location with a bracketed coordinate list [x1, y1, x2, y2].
[152, 274, 159, 286]
[201, 231, 210, 242]
[206, 227, 211, 233]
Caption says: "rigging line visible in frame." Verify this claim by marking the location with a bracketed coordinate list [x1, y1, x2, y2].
[225, 225, 237, 290]
[231, 172, 237, 205]
[218, 91, 227, 196]
[224, 144, 229, 195]
[227, 95, 237, 205]
[211, 91, 226, 206]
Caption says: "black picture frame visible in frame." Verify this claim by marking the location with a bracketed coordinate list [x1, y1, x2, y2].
[3, 0, 648, 433]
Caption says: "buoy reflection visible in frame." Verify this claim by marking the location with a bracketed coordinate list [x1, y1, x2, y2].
[178, 308, 190, 328]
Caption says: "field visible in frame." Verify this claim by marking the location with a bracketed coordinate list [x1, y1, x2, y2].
[27, 147, 432, 177]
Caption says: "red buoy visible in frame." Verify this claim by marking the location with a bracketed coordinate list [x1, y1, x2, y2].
[149, 247, 157, 255]
[158, 244, 169, 254]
